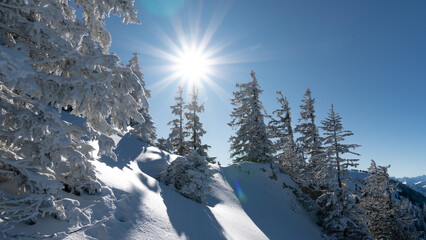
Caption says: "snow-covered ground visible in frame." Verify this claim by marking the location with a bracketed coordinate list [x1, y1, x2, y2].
[3, 134, 323, 239]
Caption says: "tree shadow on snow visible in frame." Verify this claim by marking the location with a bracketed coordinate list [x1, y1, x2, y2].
[136, 148, 171, 178]
[159, 182, 227, 240]
[98, 133, 148, 169]
[138, 172, 160, 193]
[221, 170, 281, 240]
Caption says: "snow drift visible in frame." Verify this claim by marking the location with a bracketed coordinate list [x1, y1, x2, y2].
[1, 134, 323, 239]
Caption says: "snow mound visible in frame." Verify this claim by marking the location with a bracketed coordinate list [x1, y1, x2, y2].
[3, 134, 323, 239]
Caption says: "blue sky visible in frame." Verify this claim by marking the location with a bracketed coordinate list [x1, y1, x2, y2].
[106, 0, 426, 178]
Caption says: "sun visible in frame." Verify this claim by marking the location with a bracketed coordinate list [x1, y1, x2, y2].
[134, 2, 247, 99]
[173, 47, 211, 87]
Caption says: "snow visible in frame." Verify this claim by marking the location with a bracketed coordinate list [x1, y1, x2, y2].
[2, 134, 323, 239]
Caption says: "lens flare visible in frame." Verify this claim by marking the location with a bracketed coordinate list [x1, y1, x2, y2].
[234, 179, 247, 202]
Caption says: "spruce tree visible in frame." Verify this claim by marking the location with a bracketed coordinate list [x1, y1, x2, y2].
[314, 106, 371, 239]
[361, 160, 421, 239]
[184, 87, 215, 163]
[320, 104, 360, 189]
[168, 86, 187, 155]
[229, 70, 273, 163]
[0, 0, 143, 224]
[156, 137, 173, 153]
[128, 52, 157, 145]
[268, 91, 304, 177]
[294, 88, 322, 166]
[316, 189, 371, 240]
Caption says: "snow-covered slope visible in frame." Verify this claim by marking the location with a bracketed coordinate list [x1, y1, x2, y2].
[398, 175, 426, 196]
[3, 134, 323, 239]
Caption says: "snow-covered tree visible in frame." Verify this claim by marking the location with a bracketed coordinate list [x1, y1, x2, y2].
[158, 151, 212, 204]
[294, 88, 322, 168]
[268, 91, 304, 177]
[156, 137, 173, 153]
[184, 87, 215, 163]
[229, 70, 273, 163]
[316, 189, 371, 240]
[168, 86, 187, 155]
[128, 52, 157, 145]
[313, 105, 371, 239]
[320, 104, 360, 189]
[0, 0, 144, 224]
[361, 160, 421, 239]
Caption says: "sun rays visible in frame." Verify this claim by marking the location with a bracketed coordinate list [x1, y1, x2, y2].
[131, 2, 240, 100]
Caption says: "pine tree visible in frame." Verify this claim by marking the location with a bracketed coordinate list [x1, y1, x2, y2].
[0, 0, 143, 224]
[268, 91, 304, 177]
[184, 87, 215, 163]
[168, 86, 187, 155]
[320, 104, 360, 189]
[229, 70, 273, 163]
[128, 52, 157, 145]
[361, 160, 421, 239]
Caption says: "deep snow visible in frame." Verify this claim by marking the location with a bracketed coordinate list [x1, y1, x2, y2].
[3, 134, 323, 239]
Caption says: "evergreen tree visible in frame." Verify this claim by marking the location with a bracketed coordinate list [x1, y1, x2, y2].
[184, 87, 215, 163]
[127, 52, 157, 145]
[229, 70, 273, 163]
[268, 91, 304, 177]
[156, 137, 173, 153]
[168, 86, 187, 155]
[361, 160, 421, 239]
[313, 106, 371, 239]
[320, 104, 360, 189]
[0, 0, 143, 224]
[294, 88, 322, 182]
[316, 189, 372, 240]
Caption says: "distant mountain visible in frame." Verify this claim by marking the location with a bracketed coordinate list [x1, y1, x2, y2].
[397, 175, 426, 197]
[349, 170, 426, 207]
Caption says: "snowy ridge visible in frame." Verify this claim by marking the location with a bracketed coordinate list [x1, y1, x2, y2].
[398, 175, 426, 196]
[3, 134, 322, 239]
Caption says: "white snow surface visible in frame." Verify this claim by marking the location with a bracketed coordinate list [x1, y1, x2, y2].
[4, 134, 323, 239]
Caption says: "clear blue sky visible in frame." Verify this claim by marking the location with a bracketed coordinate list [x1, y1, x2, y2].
[106, 0, 426, 178]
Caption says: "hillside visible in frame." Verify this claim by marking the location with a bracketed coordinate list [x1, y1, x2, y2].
[398, 175, 426, 197]
[2, 134, 323, 239]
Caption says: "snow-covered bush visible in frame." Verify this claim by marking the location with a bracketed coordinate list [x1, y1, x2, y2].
[158, 151, 212, 204]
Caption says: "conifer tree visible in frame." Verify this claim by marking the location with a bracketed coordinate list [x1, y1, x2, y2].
[184, 87, 215, 163]
[294, 88, 322, 166]
[168, 86, 187, 155]
[128, 52, 157, 145]
[268, 91, 304, 177]
[314, 106, 371, 239]
[229, 70, 273, 163]
[156, 137, 173, 153]
[0, 0, 144, 224]
[316, 189, 371, 240]
[320, 104, 360, 189]
[361, 160, 421, 239]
